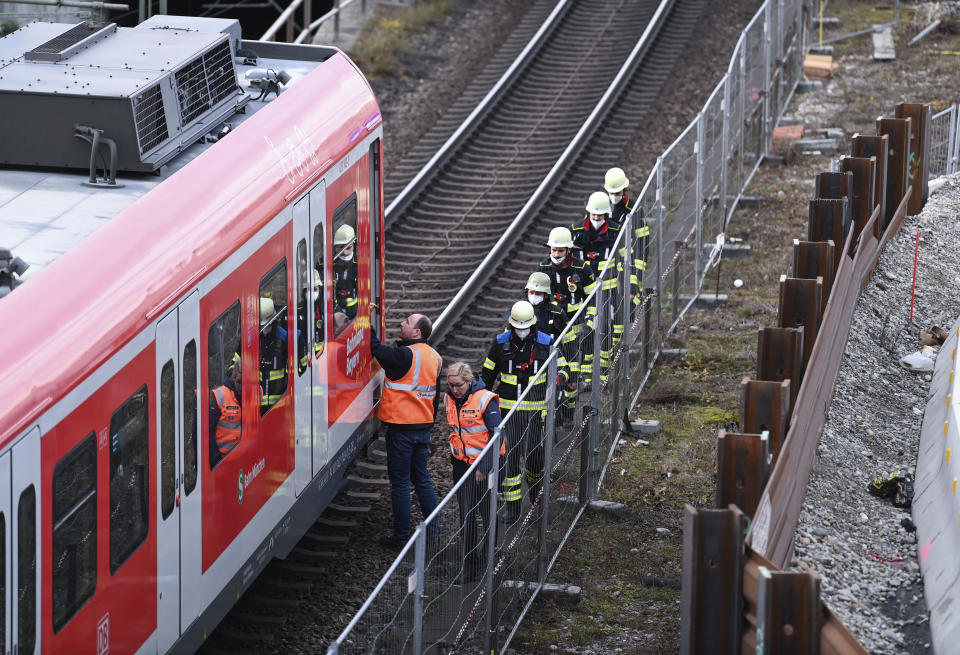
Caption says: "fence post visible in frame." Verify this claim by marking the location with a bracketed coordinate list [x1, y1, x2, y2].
[621, 211, 633, 368]
[695, 112, 704, 290]
[335, 0, 341, 38]
[539, 352, 558, 582]
[413, 525, 426, 655]
[484, 427, 503, 653]
[721, 74, 731, 227]
[656, 157, 665, 338]
[948, 105, 960, 174]
[763, 2, 773, 155]
[671, 241, 682, 326]
[738, 40, 747, 202]
[588, 284, 606, 501]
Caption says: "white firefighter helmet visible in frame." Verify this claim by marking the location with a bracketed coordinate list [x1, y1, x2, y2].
[259, 297, 276, 327]
[604, 167, 629, 193]
[508, 300, 537, 329]
[546, 226, 574, 248]
[334, 224, 356, 246]
[585, 191, 612, 216]
[312, 268, 321, 288]
[526, 271, 552, 294]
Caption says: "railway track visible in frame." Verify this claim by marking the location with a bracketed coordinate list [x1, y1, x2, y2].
[201, 0, 705, 651]
[382, 0, 703, 363]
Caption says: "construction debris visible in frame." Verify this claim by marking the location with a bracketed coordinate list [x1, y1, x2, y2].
[803, 53, 839, 79]
[873, 25, 896, 61]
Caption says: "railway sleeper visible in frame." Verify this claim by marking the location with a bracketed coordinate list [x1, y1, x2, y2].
[355, 459, 387, 473]
[325, 502, 371, 514]
[315, 516, 358, 528]
[292, 545, 339, 559]
[346, 473, 390, 487]
[304, 531, 349, 544]
[346, 488, 382, 500]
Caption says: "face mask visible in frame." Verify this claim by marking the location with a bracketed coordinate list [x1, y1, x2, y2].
[590, 217, 605, 230]
[609, 193, 623, 205]
[311, 291, 320, 304]
[550, 254, 565, 265]
[514, 328, 530, 340]
[339, 248, 353, 262]
[528, 293, 544, 306]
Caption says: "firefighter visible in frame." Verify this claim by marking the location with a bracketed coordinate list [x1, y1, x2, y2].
[482, 301, 568, 523]
[538, 227, 595, 393]
[333, 224, 358, 321]
[605, 166, 649, 300]
[298, 268, 324, 372]
[526, 271, 576, 423]
[572, 192, 626, 377]
[259, 297, 288, 413]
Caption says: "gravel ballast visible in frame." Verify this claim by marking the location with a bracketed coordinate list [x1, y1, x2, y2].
[791, 176, 960, 654]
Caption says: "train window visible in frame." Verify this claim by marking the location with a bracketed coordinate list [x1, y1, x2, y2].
[259, 260, 289, 415]
[52, 434, 97, 632]
[332, 195, 358, 338]
[183, 340, 198, 495]
[312, 224, 326, 355]
[296, 239, 309, 376]
[160, 360, 175, 520]
[17, 485, 35, 654]
[208, 301, 241, 469]
[109, 386, 149, 573]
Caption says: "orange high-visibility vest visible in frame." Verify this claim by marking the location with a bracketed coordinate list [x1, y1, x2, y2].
[445, 389, 503, 465]
[378, 342, 442, 425]
[212, 385, 242, 455]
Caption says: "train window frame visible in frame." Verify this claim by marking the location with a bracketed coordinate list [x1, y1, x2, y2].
[208, 301, 242, 469]
[296, 239, 309, 377]
[332, 194, 359, 338]
[160, 360, 176, 520]
[51, 433, 97, 633]
[258, 259, 290, 416]
[108, 385, 149, 574]
[17, 484, 35, 654]
[183, 340, 198, 495]
[312, 222, 326, 355]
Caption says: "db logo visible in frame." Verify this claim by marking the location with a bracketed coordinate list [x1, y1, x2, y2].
[97, 613, 109, 655]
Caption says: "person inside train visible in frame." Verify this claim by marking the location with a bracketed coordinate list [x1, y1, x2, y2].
[259, 296, 288, 414]
[298, 268, 324, 370]
[333, 224, 358, 323]
[210, 356, 242, 468]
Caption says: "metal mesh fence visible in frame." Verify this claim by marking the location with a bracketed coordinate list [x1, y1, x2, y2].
[930, 106, 958, 178]
[327, 0, 840, 652]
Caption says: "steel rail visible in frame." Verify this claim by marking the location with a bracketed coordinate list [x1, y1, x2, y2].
[382, 0, 573, 228]
[429, 0, 678, 343]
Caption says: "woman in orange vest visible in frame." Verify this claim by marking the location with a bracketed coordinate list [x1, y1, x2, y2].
[210, 358, 242, 468]
[444, 361, 503, 584]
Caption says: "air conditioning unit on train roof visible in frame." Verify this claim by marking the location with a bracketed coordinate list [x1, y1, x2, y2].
[0, 15, 246, 173]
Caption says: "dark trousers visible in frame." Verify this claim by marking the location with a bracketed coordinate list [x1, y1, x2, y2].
[452, 457, 495, 577]
[503, 409, 545, 500]
[385, 426, 438, 541]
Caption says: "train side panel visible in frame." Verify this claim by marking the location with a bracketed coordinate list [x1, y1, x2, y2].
[42, 349, 158, 654]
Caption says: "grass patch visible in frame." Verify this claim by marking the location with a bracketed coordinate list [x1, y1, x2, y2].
[349, 0, 455, 79]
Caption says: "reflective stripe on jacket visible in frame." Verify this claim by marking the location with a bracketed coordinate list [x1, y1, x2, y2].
[212, 385, 241, 455]
[378, 342, 443, 424]
[445, 389, 504, 464]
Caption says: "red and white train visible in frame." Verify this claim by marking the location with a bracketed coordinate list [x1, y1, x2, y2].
[0, 15, 383, 654]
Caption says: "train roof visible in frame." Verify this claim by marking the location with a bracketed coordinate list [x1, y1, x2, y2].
[0, 17, 381, 443]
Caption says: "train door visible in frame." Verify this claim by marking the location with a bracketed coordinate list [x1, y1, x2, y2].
[11, 428, 39, 655]
[310, 184, 330, 473]
[293, 182, 329, 495]
[156, 292, 202, 651]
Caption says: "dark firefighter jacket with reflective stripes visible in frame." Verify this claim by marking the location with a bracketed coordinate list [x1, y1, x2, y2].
[537, 256, 596, 318]
[482, 329, 568, 412]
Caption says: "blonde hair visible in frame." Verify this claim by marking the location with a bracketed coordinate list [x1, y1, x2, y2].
[447, 361, 473, 383]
